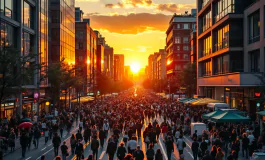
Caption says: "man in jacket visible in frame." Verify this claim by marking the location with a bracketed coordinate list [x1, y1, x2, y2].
[34, 127, 41, 148]
[84, 127, 91, 143]
[52, 133, 61, 156]
[107, 138, 117, 160]
[117, 142, 127, 160]
[99, 129, 105, 148]
[192, 138, 199, 160]
[20, 132, 29, 158]
[75, 139, 84, 160]
[133, 146, 144, 160]
[165, 136, 174, 160]
[91, 136, 100, 160]
[61, 141, 68, 160]
[176, 135, 184, 155]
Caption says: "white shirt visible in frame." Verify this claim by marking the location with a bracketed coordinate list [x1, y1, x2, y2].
[103, 123, 109, 130]
[248, 134, 255, 145]
[42, 122, 46, 129]
[176, 138, 184, 150]
[127, 140, 137, 150]
[79, 122, 83, 128]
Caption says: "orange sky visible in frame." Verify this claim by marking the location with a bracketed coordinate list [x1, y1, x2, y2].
[76, 0, 196, 68]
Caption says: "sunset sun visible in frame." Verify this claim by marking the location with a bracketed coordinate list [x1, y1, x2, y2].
[130, 62, 141, 74]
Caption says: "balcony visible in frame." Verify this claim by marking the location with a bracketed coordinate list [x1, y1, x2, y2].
[198, 72, 264, 86]
[249, 35, 260, 44]
[214, 4, 235, 23]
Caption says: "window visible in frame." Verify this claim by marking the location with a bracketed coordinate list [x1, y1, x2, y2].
[248, 10, 260, 44]
[183, 54, 189, 60]
[79, 43, 83, 49]
[0, 0, 14, 19]
[177, 24, 180, 29]
[22, 32, 32, 56]
[183, 46, 189, 51]
[176, 65, 181, 70]
[79, 56, 83, 61]
[177, 46, 180, 51]
[23, 1, 31, 28]
[202, 11, 211, 32]
[183, 24, 189, 29]
[216, 0, 235, 22]
[0, 22, 15, 48]
[216, 25, 229, 51]
[175, 37, 181, 44]
[177, 54, 180, 59]
[183, 37, 189, 43]
[201, 60, 211, 76]
[250, 50, 260, 72]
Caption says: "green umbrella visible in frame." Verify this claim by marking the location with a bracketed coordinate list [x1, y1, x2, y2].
[210, 112, 251, 123]
[178, 98, 191, 102]
[202, 110, 224, 119]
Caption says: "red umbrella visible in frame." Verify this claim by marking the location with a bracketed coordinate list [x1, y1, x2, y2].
[18, 122, 33, 128]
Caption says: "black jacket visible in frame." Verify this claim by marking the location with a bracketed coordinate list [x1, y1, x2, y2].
[99, 130, 105, 140]
[75, 143, 84, 155]
[20, 134, 29, 148]
[91, 139, 99, 150]
[107, 141, 117, 155]
[192, 141, 199, 152]
[61, 144, 68, 154]
[133, 149, 144, 160]
[117, 146, 127, 158]
[52, 136, 61, 147]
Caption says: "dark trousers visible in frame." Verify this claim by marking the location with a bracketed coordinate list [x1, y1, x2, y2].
[178, 149, 183, 155]
[54, 146, 59, 156]
[108, 154, 114, 160]
[242, 147, 248, 158]
[45, 137, 48, 144]
[92, 149, 98, 160]
[100, 138, 104, 147]
[167, 150, 172, 160]
[193, 151, 198, 160]
[22, 147, 26, 157]
[34, 138, 39, 148]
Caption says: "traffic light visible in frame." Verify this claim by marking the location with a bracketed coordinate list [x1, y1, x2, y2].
[34, 99, 37, 103]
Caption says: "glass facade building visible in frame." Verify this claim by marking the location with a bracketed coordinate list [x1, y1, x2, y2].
[51, 0, 75, 64]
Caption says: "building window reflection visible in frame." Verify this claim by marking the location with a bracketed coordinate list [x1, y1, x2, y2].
[22, 32, 32, 56]
[0, 22, 15, 48]
[23, 1, 31, 28]
[0, 0, 15, 19]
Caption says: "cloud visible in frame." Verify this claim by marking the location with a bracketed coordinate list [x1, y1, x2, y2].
[105, 0, 153, 8]
[156, 3, 196, 13]
[76, 0, 99, 2]
[122, 48, 135, 51]
[86, 13, 171, 34]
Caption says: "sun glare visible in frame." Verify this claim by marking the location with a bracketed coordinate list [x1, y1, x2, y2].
[130, 62, 140, 74]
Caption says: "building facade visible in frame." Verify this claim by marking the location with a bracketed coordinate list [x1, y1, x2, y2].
[104, 45, 114, 78]
[166, 12, 196, 80]
[0, 0, 49, 117]
[196, 0, 262, 114]
[114, 54, 124, 81]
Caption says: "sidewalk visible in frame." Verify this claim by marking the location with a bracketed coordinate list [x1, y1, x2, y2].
[2, 137, 22, 157]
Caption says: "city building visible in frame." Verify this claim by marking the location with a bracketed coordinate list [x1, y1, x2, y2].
[156, 49, 167, 80]
[190, 26, 197, 64]
[96, 44, 104, 74]
[75, 7, 84, 22]
[148, 54, 154, 80]
[114, 54, 124, 81]
[124, 66, 133, 80]
[196, 0, 259, 113]
[75, 14, 97, 96]
[51, 0, 75, 107]
[0, 0, 49, 117]
[166, 10, 196, 80]
[104, 45, 114, 78]
[243, 0, 265, 116]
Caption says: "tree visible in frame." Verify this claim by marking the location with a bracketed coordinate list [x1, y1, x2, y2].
[97, 73, 113, 95]
[0, 46, 39, 117]
[180, 63, 197, 97]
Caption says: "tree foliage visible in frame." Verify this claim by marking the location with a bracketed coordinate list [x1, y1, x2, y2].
[0, 46, 39, 107]
[180, 63, 197, 97]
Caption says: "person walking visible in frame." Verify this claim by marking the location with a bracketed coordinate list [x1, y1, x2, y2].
[117, 142, 127, 160]
[215, 147, 224, 160]
[60, 141, 68, 160]
[70, 134, 77, 155]
[191, 138, 199, 160]
[107, 138, 117, 160]
[34, 127, 41, 148]
[155, 149, 163, 160]
[20, 132, 28, 158]
[75, 139, 84, 160]
[99, 129, 105, 148]
[44, 128, 49, 144]
[84, 127, 91, 143]
[146, 144, 155, 160]
[52, 133, 61, 156]
[127, 136, 137, 154]
[91, 136, 100, 160]
[176, 135, 185, 155]
[165, 136, 174, 160]
[242, 133, 249, 158]
[133, 146, 144, 160]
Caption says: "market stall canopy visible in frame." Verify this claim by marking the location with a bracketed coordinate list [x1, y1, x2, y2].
[178, 98, 192, 103]
[191, 98, 220, 106]
[71, 96, 94, 103]
[257, 111, 265, 116]
[210, 112, 251, 123]
[202, 110, 224, 119]
[184, 98, 200, 104]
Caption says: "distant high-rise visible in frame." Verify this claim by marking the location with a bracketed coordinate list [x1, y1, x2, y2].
[114, 54, 124, 81]
[105, 45, 114, 78]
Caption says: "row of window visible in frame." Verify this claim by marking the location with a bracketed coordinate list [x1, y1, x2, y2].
[175, 45, 190, 51]
[174, 37, 189, 44]
[174, 23, 196, 30]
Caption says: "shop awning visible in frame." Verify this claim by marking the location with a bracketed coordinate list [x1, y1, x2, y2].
[71, 96, 94, 103]
[191, 98, 220, 106]
[202, 110, 224, 119]
[210, 112, 251, 123]
[178, 98, 191, 102]
[257, 111, 265, 116]
[184, 98, 200, 104]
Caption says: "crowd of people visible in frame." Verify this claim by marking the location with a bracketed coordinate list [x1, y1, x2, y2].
[0, 87, 265, 160]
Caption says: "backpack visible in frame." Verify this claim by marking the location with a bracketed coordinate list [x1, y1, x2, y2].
[183, 141, 186, 148]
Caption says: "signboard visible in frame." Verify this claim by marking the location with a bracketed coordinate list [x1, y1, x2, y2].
[254, 92, 261, 98]
[34, 92, 39, 99]
[225, 88, 230, 91]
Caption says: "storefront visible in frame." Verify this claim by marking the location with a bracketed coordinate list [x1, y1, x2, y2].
[0, 102, 15, 119]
